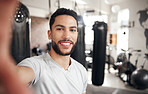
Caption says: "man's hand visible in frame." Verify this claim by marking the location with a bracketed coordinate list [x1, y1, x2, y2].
[0, 0, 31, 94]
[0, 0, 18, 54]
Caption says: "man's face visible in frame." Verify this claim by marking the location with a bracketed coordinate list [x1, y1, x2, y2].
[48, 15, 78, 56]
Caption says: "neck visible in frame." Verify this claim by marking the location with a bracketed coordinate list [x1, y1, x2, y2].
[49, 48, 71, 70]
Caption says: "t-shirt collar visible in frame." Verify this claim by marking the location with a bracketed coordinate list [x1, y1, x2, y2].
[44, 53, 73, 71]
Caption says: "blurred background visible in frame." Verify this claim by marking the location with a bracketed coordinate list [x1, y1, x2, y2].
[11, 0, 148, 93]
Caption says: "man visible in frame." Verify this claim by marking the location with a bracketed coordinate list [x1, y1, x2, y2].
[0, 1, 88, 94]
[18, 8, 88, 94]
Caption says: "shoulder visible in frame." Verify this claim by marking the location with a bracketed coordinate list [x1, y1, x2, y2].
[71, 58, 87, 74]
[71, 58, 84, 67]
[24, 54, 44, 62]
[17, 54, 48, 84]
[18, 54, 46, 67]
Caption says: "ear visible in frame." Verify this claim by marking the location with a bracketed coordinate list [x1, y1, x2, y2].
[48, 30, 52, 40]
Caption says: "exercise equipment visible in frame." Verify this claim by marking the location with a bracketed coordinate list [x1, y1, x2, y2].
[11, 2, 31, 63]
[113, 49, 128, 70]
[92, 21, 107, 85]
[71, 16, 86, 67]
[105, 45, 115, 73]
[131, 53, 148, 89]
[116, 49, 141, 85]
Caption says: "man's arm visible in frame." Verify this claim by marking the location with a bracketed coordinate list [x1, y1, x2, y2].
[0, 0, 33, 94]
[16, 66, 35, 85]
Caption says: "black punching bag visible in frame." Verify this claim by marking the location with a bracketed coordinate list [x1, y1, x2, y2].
[92, 21, 107, 85]
[11, 3, 31, 63]
[71, 16, 86, 67]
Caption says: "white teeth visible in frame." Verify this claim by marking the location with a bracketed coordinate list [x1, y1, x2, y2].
[61, 43, 70, 45]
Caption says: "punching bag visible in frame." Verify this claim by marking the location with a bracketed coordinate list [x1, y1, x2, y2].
[71, 16, 86, 68]
[92, 21, 107, 85]
[11, 2, 31, 63]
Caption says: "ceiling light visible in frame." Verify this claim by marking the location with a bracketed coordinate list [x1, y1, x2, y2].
[111, 5, 120, 13]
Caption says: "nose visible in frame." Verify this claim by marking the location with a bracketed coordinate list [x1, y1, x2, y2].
[63, 29, 70, 39]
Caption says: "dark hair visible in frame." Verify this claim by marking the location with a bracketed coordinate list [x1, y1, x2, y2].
[49, 8, 78, 30]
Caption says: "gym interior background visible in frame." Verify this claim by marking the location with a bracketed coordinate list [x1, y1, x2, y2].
[11, 0, 148, 93]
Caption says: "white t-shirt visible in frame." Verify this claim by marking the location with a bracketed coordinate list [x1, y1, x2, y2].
[18, 53, 88, 94]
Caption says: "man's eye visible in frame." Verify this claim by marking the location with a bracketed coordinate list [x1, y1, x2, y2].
[57, 28, 63, 31]
[70, 29, 77, 32]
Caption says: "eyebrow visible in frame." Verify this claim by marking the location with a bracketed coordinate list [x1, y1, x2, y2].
[55, 25, 77, 29]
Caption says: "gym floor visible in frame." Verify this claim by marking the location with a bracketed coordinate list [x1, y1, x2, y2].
[86, 65, 148, 94]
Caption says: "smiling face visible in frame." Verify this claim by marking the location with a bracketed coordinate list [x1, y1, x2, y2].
[48, 15, 78, 56]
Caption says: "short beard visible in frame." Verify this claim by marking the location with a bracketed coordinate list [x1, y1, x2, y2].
[52, 40, 76, 56]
